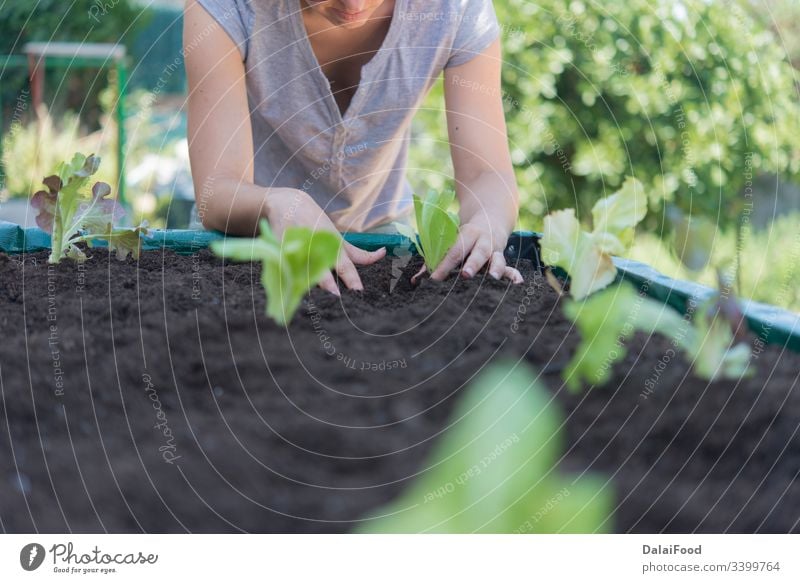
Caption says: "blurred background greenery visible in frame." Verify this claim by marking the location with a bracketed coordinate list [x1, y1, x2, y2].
[1, 0, 799, 310]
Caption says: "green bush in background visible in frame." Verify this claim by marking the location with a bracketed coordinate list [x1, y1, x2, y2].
[127, 5, 186, 95]
[743, 0, 800, 69]
[1, 107, 114, 202]
[413, 0, 800, 233]
[628, 212, 800, 312]
[0, 0, 143, 54]
[497, 0, 800, 229]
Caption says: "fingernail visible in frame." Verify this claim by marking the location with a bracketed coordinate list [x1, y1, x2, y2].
[462, 267, 474, 277]
[490, 270, 501, 280]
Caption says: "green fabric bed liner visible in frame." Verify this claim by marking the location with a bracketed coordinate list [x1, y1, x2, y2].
[1, 220, 797, 352]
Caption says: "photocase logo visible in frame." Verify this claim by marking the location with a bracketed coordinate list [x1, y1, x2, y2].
[20, 543, 46, 571]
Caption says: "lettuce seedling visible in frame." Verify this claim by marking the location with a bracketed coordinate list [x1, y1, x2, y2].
[563, 282, 752, 392]
[667, 207, 716, 273]
[691, 295, 752, 382]
[396, 190, 459, 272]
[541, 177, 647, 299]
[563, 283, 690, 391]
[666, 207, 752, 381]
[357, 362, 612, 533]
[211, 219, 340, 326]
[31, 153, 146, 263]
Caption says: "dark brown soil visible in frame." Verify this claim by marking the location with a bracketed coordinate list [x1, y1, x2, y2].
[1, 248, 799, 533]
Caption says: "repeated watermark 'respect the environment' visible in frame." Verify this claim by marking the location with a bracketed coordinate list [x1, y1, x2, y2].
[46, 264, 65, 398]
[135, 4, 238, 121]
[448, 73, 573, 174]
[0, 88, 29, 193]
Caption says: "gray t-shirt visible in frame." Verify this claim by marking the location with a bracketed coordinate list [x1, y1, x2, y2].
[194, 0, 500, 231]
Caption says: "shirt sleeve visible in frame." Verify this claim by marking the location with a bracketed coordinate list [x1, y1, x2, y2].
[194, 0, 251, 61]
[445, 0, 501, 68]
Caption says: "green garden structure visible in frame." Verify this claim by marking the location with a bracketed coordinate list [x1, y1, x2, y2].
[1, 42, 129, 203]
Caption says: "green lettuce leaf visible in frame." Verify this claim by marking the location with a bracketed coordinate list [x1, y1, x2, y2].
[667, 207, 716, 272]
[541, 177, 646, 299]
[591, 176, 647, 243]
[101, 223, 149, 261]
[357, 362, 612, 533]
[563, 283, 690, 391]
[30, 153, 144, 263]
[689, 300, 753, 382]
[562, 282, 752, 391]
[399, 190, 460, 272]
[211, 219, 341, 326]
[541, 209, 617, 300]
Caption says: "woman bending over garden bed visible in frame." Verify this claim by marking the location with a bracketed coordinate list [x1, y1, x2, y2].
[184, 0, 523, 291]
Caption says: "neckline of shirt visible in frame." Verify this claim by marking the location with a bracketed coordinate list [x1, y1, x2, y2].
[289, 0, 407, 126]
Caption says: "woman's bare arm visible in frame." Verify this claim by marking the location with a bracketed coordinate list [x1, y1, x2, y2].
[439, 39, 522, 282]
[184, 0, 269, 235]
[184, 0, 384, 290]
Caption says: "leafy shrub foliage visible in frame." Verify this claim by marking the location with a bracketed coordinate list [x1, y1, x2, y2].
[495, 0, 800, 230]
[211, 220, 341, 327]
[0, 1, 149, 146]
[742, 0, 800, 69]
[0, 0, 144, 54]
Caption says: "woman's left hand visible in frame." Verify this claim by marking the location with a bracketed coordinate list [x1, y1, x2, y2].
[430, 38, 523, 285]
[429, 212, 524, 284]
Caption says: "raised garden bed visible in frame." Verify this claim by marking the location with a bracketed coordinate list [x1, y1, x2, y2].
[1, 226, 800, 533]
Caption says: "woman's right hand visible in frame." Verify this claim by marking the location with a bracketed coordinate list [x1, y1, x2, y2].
[184, 5, 383, 294]
[185, 4, 383, 294]
[264, 188, 386, 295]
